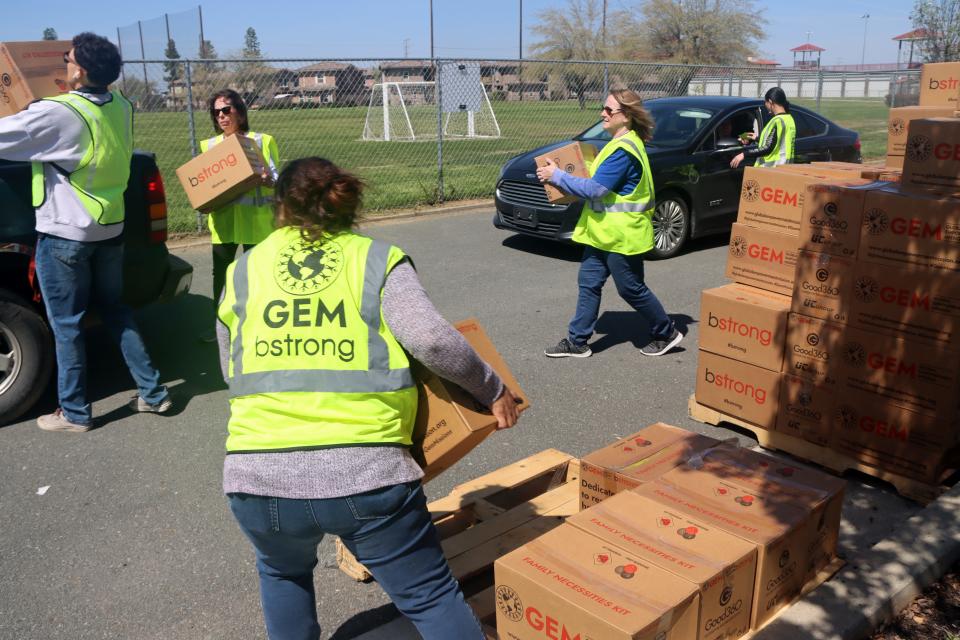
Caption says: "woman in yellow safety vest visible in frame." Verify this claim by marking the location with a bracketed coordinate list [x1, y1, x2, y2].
[731, 86, 796, 169]
[537, 89, 683, 359]
[202, 89, 280, 338]
[217, 157, 521, 639]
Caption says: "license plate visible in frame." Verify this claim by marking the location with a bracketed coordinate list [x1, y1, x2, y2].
[514, 207, 538, 228]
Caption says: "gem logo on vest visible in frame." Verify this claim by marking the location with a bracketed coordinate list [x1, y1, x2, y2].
[274, 237, 344, 295]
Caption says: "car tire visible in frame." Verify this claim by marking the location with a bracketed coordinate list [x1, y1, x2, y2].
[0, 290, 54, 426]
[651, 193, 690, 259]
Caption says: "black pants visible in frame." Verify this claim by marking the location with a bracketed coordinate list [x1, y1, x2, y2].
[212, 243, 255, 306]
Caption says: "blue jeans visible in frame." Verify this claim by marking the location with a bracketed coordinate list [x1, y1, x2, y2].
[228, 481, 484, 640]
[568, 245, 673, 346]
[34, 234, 168, 425]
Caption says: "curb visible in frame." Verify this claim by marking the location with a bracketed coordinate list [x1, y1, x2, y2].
[165, 199, 494, 250]
[752, 483, 960, 640]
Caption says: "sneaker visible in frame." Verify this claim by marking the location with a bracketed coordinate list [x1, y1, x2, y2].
[129, 396, 173, 414]
[544, 337, 592, 358]
[640, 329, 684, 357]
[37, 409, 91, 433]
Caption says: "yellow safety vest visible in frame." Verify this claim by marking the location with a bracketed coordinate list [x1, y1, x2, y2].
[218, 226, 417, 453]
[31, 90, 133, 225]
[201, 131, 279, 245]
[571, 130, 656, 256]
[755, 113, 796, 167]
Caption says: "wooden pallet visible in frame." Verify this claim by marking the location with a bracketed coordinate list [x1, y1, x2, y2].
[335, 448, 581, 633]
[688, 394, 954, 505]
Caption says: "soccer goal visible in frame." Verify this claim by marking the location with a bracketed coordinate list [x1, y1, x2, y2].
[362, 64, 501, 141]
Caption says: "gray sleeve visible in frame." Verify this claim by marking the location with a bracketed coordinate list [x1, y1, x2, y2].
[0, 101, 88, 169]
[382, 260, 505, 408]
[216, 290, 230, 380]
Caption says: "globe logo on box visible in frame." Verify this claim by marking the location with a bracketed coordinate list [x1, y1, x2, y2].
[854, 276, 880, 303]
[495, 585, 523, 622]
[741, 179, 761, 202]
[906, 134, 932, 162]
[863, 208, 889, 235]
[842, 342, 866, 367]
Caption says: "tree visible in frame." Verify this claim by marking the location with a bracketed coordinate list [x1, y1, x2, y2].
[163, 38, 182, 84]
[198, 39, 218, 60]
[42, 28, 58, 41]
[117, 76, 160, 110]
[912, 0, 960, 62]
[635, 0, 766, 66]
[243, 28, 262, 59]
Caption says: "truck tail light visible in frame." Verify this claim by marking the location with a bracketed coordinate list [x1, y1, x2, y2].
[853, 137, 861, 153]
[144, 166, 168, 244]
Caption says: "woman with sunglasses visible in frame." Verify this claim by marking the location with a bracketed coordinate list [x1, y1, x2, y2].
[536, 89, 682, 359]
[201, 89, 280, 336]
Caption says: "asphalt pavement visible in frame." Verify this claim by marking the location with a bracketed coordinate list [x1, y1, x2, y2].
[0, 206, 951, 639]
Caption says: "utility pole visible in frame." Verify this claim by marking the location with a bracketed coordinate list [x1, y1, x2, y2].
[403, 38, 411, 58]
[429, 0, 434, 61]
[860, 13, 870, 70]
[602, 0, 609, 96]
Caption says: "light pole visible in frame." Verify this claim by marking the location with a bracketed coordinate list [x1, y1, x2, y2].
[860, 13, 870, 70]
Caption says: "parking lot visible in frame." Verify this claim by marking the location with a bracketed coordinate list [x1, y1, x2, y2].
[0, 207, 925, 639]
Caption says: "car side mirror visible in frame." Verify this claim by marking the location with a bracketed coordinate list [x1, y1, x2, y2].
[715, 137, 741, 150]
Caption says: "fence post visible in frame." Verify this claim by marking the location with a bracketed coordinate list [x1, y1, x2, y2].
[798, 75, 803, 98]
[435, 60, 445, 204]
[738, 75, 743, 96]
[184, 61, 202, 232]
[728, 68, 734, 96]
[840, 72, 846, 98]
[816, 69, 823, 112]
[864, 74, 870, 98]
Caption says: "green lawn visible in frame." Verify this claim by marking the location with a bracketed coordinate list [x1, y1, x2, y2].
[138, 98, 889, 234]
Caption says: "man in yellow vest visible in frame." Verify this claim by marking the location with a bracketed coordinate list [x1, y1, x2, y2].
[0, 33, 170, 431]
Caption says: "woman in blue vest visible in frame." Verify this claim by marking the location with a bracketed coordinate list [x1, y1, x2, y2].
[203, 89, 280, 338]
[537, 88, 682, 359]
[730, 87, 796, 168]
[218, 157, 521, 640]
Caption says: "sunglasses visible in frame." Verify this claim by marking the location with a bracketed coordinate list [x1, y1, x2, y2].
[213, 106, 233, 117]
[601, 106, 622, 116]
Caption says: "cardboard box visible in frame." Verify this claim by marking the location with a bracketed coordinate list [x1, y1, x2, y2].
[0, 40, 71, 117]
[797, 182, 884, 259]
[534, 142, 597, 204]
[886, 106, 956, 159]
[919, 62, 960, 107]
[736, 166, 868, 235]
[175, 134, 267, 212]
[885, 154, 905, 170]
[695, 350, 782, 430]
[411, 318, 529, 483]
[901, 118, 960, 193]
[782, 313, 843, 384]
[830, 389, 959, 483]
[699, 283, 790, 372]
[494, 524, 700, 640]
[725, 223, 800, 296]
[567, 491, 757, 640]
[777, 162, 869, 181]
[777, 374, 836, 447]
[579, 423, 720, 510]
[791, 250, 855, 323]
[639, 469, 832, 629]
[858, 186, 960, 273]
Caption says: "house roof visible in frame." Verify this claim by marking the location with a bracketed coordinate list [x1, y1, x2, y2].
[295, 62, 351, 73]
[379, 60, 434, 70]
[892, 28, 932, 41]
[790, 43, 825, 52]
[747, 56, 779, 66]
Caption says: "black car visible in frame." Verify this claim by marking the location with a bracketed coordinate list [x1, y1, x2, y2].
[493, 96, 862, 258]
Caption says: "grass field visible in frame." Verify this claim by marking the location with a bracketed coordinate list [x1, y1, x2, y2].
[139, 98, 890, 234]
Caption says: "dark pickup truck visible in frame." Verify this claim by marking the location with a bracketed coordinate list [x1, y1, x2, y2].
[0, 151, 193, 424]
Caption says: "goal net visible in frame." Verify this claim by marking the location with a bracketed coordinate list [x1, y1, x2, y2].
[362, 80, 501, 141]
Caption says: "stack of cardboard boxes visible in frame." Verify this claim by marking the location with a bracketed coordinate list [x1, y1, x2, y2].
[695, 63, 960, 486]
[495, 423, 845, 640]
[886, 61, 960, 169]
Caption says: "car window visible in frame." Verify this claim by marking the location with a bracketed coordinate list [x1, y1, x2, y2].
[700, 108, 760, 151]
[791, 110, 828, 138]
[575, 104, 715, 148]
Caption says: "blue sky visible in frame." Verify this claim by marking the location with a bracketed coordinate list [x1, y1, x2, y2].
[1, 0, 916, 67]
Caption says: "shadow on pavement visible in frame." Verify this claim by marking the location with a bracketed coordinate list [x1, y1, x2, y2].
[590, 311, 695, 354]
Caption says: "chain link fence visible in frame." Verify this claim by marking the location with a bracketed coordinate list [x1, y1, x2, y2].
[118, 57, 919, 234]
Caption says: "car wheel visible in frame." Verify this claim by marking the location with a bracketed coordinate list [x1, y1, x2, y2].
[0, 290, 54, 426]
[651, 194, 689, 259]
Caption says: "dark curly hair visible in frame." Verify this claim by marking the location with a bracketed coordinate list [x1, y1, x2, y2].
[72, 32, 122, 87]
[208, 89, 250, 134]
[274, 157, 364, 241]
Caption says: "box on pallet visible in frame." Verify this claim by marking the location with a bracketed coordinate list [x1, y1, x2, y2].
[699, 283, 790, 372]
[725, 222, 800, 296]
[695, 350, 782, 430]
[175, 134, 268, 212]
[494, 524, 700, 640]
[901, 118, 960, 193]
[579, 423, 719, 510]
[791, 250, 854, 323]
[777, 162, 868, 181]
[0, 40, 71, 117]
[919, 62, 960, 107]
[638, 465, 836, 629]
[411, 318, 529, 483]
[858, 186, 960, 273]
[736, 166, 868, 235]
[785, 312, 960, 419]
[797, 182, 885, 259]
[830, 388, 959, 483]
[886, 106, 956, 162]
[533, 142, 597, 204]
[777, 374, 836, 447]
[568, 491, 757, 640]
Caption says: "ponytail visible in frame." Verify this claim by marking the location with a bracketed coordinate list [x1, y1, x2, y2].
[764, 87, 790, 113]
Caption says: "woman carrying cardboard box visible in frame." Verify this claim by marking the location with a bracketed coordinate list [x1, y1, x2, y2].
[201, 89, 280, 340]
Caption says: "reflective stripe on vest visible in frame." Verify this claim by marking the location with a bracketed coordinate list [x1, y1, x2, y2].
[755, 113, 796, 167]
[572, 130, 656, 255]
[30, 91, 133, 224]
